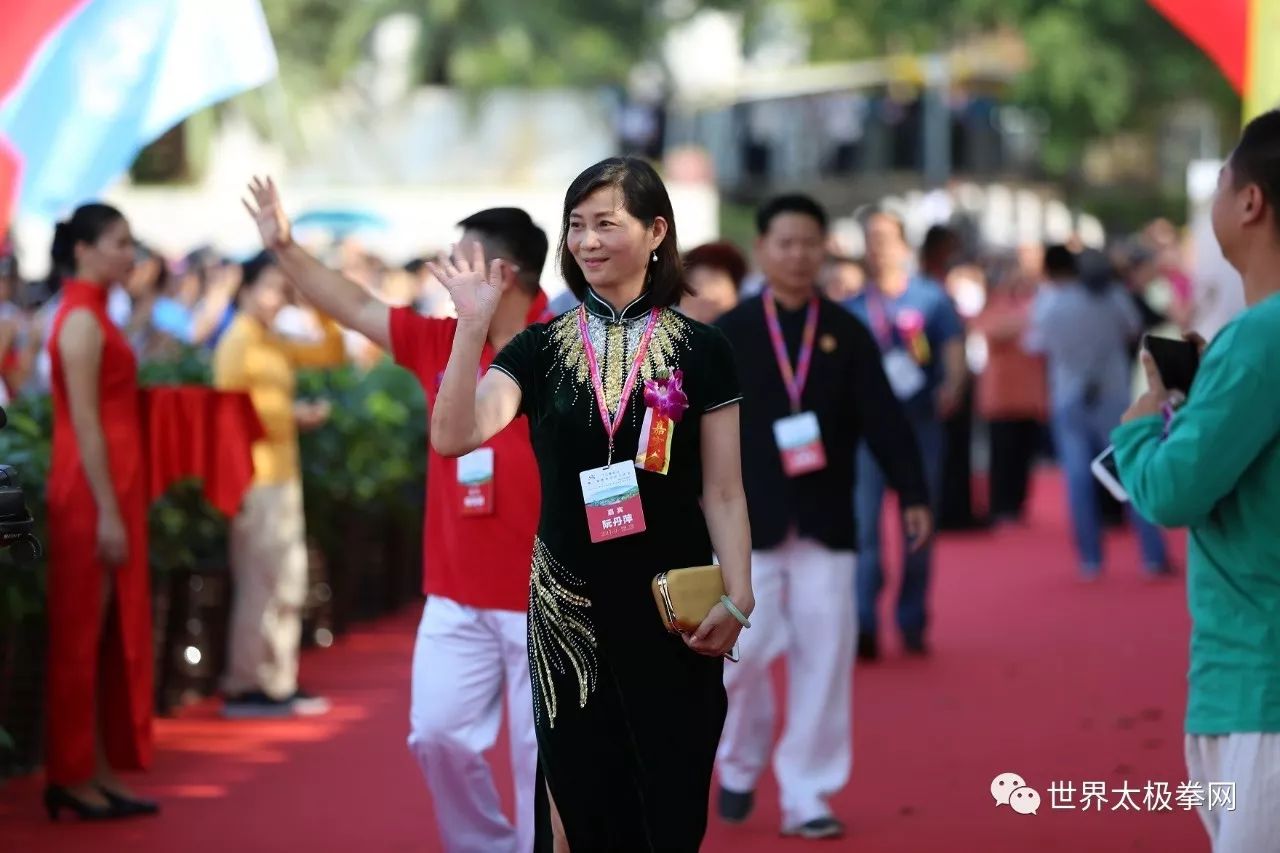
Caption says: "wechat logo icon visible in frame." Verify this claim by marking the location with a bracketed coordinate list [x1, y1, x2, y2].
[992, 772, 1040, 816]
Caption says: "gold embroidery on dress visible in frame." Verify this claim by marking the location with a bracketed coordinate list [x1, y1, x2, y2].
[644, 310, 687, 380]
[528, 537, 597, 729]
[549, 312, 590, 392]
[603, 323, 625, 414]
[546, 308, 691, 421]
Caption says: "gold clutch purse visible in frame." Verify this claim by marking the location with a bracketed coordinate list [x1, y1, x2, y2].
[652, 565, 725, 634]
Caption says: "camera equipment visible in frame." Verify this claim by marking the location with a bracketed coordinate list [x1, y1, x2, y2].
[0, 405, 42, 563]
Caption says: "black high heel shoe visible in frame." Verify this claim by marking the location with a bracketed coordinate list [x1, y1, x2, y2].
[44, 785, 118, 822]
[99, 786, 160, 817]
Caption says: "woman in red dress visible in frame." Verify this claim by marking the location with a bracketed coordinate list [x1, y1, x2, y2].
[45, 203, 158, 821]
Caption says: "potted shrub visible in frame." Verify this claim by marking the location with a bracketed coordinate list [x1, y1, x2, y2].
[148, 480, 228, 714]
[0, 395, 52, 778]
[298, 358, 426, 628]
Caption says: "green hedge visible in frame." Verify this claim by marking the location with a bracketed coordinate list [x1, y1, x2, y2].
[0, 348, 428, 774]
[0, 349, 428, 619]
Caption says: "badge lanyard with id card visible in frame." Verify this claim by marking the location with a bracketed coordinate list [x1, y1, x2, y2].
[577, 305, 659, 544]
[764, 294, 828, 477]
[867, 292, 927, 400]
[457, 447, 495, 515]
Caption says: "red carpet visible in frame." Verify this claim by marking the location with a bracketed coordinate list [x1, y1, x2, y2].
[1, 472, 1208, 852]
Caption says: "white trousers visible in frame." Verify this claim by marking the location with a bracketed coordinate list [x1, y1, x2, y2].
[1186, 733, 1280, 853]
[717, 535, 857, 825]
[224, 480, 309, 699]
[407, 596, 537, 853]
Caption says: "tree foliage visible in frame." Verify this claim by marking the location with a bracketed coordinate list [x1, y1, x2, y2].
[753, 0, 1238, 172]
[256, 0, 1238, 171]
[260, 0, 741, 91]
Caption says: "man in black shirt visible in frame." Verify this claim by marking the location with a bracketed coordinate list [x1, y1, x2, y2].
[714, 195, 930, 840]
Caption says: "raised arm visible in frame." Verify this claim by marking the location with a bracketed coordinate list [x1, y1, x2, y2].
[244, 176, 390, 350]
[57, 310, 128, 565]
[427, 242, 522, 457]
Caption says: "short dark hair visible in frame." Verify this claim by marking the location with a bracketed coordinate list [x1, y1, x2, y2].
[756, 194, 827, 235]
[558, 157, 688, 306]
[1230, 109, 1280, 236]
[1076, 248, 1116, 294]
[1119, 239, 1156, 270]
[1043, 244, 1077, 279]
[921, 225, 958, 265]
[683, 241, 748, 291]
[457, 207, 548, 295]
[237, 250, 276, 304]
[49, 202, 125, 291]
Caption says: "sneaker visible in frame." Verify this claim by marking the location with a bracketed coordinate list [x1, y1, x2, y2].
[288, 689, 332, 717]
[718, 787, 754, 824]
[221, 690, 296, 719]
[782, 816, 846, 839]
[856, 631, 879, 662]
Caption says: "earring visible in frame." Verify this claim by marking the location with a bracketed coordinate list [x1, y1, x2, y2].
[651, 251, 658, 263]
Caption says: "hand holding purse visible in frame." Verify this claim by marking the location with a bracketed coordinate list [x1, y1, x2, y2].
[652, 565, 751, 634]
[652, 565, 723, 634]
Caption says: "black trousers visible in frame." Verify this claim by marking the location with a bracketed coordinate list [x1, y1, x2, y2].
[939, 385, 982, 530]
[987, 418, 1042, 520]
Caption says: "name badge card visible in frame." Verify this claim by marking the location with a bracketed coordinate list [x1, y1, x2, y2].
[761, 294, 826, 477]
[575, 304, 660, 545]
[773, 411, 827, 477]
[580, 464, 647, 543]
[883, 349, 927, 400]
[456, 447, 495, 516]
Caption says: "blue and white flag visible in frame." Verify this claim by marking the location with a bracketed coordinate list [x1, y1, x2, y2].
[0, 0, 277, 222]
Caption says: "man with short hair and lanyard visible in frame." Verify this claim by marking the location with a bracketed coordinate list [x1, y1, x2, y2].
[845, 209, 967, 660]
[715, 194, 930, 840]
[244, 180, 549, 853]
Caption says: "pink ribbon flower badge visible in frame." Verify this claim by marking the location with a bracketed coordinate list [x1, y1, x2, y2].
[642, 369, 689, 422]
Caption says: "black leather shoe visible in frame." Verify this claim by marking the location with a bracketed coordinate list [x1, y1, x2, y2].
[782, 816, 847, 839]
[718, 786, 755, 823]
[903, 631, 929, 656]
[44, 785, 118, 822]
[100, 787, 160, 817]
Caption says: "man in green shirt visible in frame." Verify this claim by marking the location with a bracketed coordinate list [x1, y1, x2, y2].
[1113, 109, 1280, 853]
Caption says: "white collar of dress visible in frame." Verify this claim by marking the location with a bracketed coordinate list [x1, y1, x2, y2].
[583, 288, 654, 323]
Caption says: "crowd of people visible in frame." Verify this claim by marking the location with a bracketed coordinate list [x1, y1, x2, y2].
[28, 110, 1280, 852]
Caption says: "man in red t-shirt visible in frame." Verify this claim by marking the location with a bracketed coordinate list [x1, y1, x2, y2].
[244, 181, 547, 853]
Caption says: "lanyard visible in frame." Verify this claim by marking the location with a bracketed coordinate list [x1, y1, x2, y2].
[578, 305, 661, 465]
[866, 289, 893, 350]
[762, 293, 819, 413]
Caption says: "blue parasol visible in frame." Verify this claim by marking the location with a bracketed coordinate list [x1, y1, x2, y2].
[292, 208, 390, 236]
